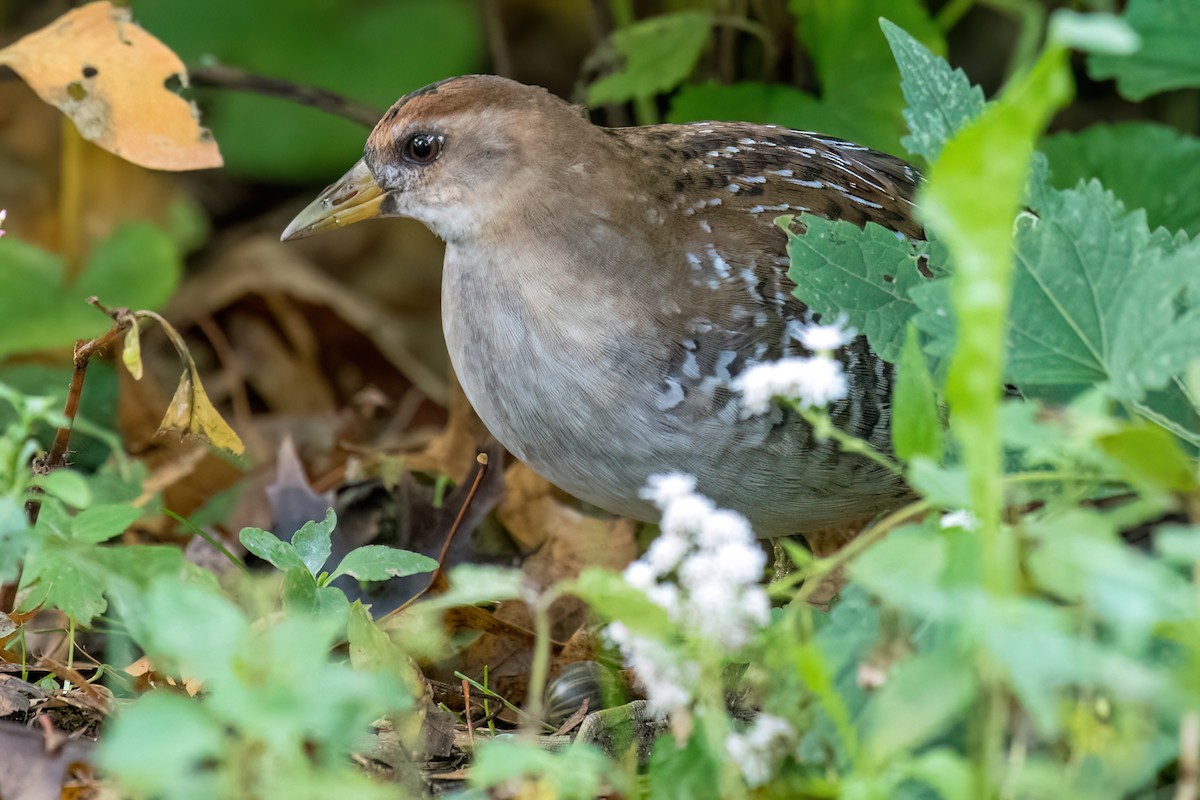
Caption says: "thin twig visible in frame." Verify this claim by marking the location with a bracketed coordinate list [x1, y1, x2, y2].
[385, 453, 491, 617]
[189, 65, 384, 128]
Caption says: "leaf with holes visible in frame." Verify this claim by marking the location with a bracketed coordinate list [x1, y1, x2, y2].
[786, 217, 932, 363]
[0, 1, 221, 170]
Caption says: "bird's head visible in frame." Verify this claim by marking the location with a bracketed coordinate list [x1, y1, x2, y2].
[281, 75, 591, 244]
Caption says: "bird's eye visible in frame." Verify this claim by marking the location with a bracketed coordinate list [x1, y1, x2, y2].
[402, 133, 443, 164]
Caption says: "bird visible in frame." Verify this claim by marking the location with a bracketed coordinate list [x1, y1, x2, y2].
[282, 74, 921, 558]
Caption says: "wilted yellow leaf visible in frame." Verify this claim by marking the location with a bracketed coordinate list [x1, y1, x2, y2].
[0, 1, 222, 171]
[122, 322, 143, 380]
[157, 363, 245, 456]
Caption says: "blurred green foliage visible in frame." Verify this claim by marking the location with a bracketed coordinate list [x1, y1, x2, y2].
[131, 0, 484, 180]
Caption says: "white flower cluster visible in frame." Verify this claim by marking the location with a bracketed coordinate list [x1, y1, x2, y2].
[0, 209, 7, 239]
[734, 318, 854, 415]
[724, 713, 797, 787]
[606, 474, 770, 715]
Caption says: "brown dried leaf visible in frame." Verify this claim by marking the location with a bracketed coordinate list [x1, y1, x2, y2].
[157, 363, 245, 457]
[0, 2, 222, 171]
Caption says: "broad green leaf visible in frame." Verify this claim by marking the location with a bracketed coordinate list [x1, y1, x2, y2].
[20, 540, 108, 623]
[569, 567, 673, 640]
[790, 1, 943, 154]
[291, 508, 335, 576]
[472, 737, 613, 800]
[1088, 0, 1200, 100]
[670, 82, 889, 153]
[880, 19, 986, 162]
[1008, 182, 1200, 409]
[0, 498, 29, 584]
[786, 218, 929, 363]
[328, 545, 437, 583]
[0, 225, 179, 359]
[34, 470, 93, 509]
[132, 0, 483, 180]
[133, 579, 246, 683]
[1095, 424, 1197, 493]
[283, 566, 349, 624]
[863, 647, 978, 763]
[98, 692, 224, 798]
[1043, 123, 1200, 236]
[70, 503, 142, 543]
[239, 526, 305, 572]
[1156, 525, 1200, 564]
[849, 522, 949, 617]
[79, 224, 181, 312]
[421, 564, 524, 609]
[892, 324, 943, 461]
[587, 12, 713, 106]
[902, 749, 974, 800]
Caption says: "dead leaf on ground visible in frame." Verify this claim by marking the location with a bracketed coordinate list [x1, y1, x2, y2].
[0, 1, 222, 170]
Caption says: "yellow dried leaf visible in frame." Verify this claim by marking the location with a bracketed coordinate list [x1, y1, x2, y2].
[122, 322, 143, 380]
[0, 2, 222, 171]
[157, 363, 245, 456]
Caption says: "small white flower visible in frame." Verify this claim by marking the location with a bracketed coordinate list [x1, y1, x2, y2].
[940, 509, 978, 531]
[623, 560, 657, 591]
[660, 493, 715, 536]
[0, 209, 7, 238]
[641, 472, 697, 506]
[726, 714, 796, 787]
[735, 355, 848, 414]
[697, 508, 754, 549]
[644, 532, 689, 576]
[794, 316, 856, 352]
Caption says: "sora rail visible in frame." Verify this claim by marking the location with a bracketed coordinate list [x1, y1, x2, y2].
[283, 75, 920, 555]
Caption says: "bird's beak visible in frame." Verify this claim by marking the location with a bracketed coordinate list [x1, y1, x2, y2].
[281, 159, 388, 241]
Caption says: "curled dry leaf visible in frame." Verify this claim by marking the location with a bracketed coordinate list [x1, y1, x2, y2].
[157, 362, 245, 457]
[0, 1, 222, 171]
[121, 321, 143, 380]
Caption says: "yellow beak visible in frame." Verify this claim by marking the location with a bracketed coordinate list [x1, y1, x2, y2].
[281, 159, 388, 241]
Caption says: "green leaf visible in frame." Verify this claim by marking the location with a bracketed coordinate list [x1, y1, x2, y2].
[1012, 184, 1200, 403]
[864, 647, 978, 764]
[569, 567, 673, 640]
[849, 522, 949, 618]
[1095, 423, 1198, 493]
[789, 1, 943, 154]
[880, 18, 986, 162]
[1088, 0, 1200, 100]
[132, 0, 484, 181]
[239, 526, 305, 572]
[291, 508, 335, 576]
[97, 692, 223, 798]
[428, 564, 524, 608]
[70, 503, 142, 543]
[0, 498, 30, 584]
[328, 545, 438, 583]
[786, 217, 930, 363]
[471, 737, 612, 800]
[587, 12, 713, 106]
[892, 324, 943, 461]
[0, 225, 180, 359]
[1043, 123, 1200, 237]
[20, 540, 109, 624]
[1155, 524, 1200, 565]
[33, 470, 93, 509]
